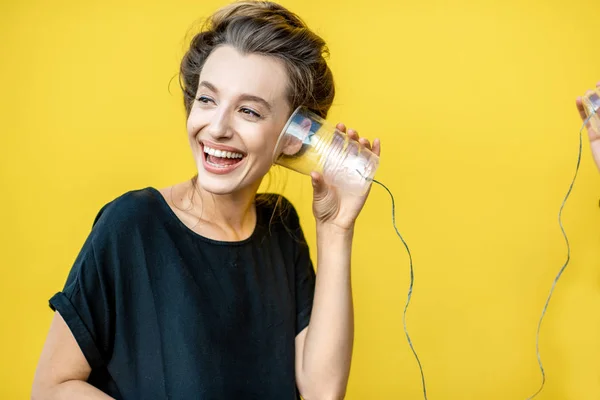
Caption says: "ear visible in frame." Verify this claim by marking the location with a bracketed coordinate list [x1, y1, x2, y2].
[281, 134, 303, 155]
[281, 116, 312, 156]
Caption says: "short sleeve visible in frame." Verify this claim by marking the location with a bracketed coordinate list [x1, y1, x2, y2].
[283, 200, 316, 335]
[49, 206, 115, 370]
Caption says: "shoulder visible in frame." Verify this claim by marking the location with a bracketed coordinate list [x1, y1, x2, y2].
[90, 187, 163, 238]
[256, 193, 310, 246]
[63, 188, 162, 285]
[256, 193, 301, 226]
[256, 193, 296, 210]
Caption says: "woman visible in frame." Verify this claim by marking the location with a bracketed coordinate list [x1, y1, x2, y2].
[31, 2, 381, 399]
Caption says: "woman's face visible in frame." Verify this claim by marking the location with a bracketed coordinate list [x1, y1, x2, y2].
[187, 45, 291, 195]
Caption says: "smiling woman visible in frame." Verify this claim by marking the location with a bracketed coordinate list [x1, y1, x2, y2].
[187, 46, 291, 194]
[30, 1, 381, 400]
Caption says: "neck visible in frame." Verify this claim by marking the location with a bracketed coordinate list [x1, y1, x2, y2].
[185, 177, 261, 238]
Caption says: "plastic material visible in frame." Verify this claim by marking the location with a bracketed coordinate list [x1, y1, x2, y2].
[582, 88, 600, 133]
[273, 107, 379, 195]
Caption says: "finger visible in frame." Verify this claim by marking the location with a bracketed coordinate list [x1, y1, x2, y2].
[372, 138, 381, 156]
[311, 171, 328, 200]
[597, 81, 600, 88]
[358, 137, 371, 150]
[336, 123, 346, 133]
[347, 128, 359, 141]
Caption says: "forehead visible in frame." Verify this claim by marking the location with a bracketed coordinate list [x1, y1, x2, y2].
[199, 45, 289, 102]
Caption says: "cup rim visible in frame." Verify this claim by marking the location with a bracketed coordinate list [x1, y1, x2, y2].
[272, 105, 307, 164]
[583, 88, 600, 116]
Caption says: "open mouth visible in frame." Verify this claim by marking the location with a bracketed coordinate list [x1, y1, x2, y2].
[201, 142, 246, 173]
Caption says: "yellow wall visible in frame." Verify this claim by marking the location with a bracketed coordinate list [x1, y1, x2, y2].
[2, 0, 600, 398]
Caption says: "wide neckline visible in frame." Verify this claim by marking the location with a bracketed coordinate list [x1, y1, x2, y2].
[145, 187, 261, 246]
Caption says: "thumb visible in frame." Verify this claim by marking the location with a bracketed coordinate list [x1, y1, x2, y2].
[311, 172, 328, 200]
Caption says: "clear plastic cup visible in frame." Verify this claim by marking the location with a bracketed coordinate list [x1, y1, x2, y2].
[582, 88, 600, 133]
[272, 106, 379, 195]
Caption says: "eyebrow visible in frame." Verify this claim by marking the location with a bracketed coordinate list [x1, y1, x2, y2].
[198, 80, 272, 112]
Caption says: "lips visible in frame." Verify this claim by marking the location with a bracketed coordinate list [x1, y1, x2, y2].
[203, 145, 244, 160]
[200, 141, 246, 175]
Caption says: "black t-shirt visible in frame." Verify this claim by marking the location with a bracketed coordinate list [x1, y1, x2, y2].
[49, 187, 316, 399]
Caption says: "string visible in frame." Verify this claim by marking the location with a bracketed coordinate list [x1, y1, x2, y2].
[526, 112, 595, 400]
[371, 178, 428, 399]
[356, 110, 594, 399]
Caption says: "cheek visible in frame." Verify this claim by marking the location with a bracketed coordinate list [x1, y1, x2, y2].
[266, 120, 287, 152]
[186, 109, 203, 139]
[256, 126, 282, 155]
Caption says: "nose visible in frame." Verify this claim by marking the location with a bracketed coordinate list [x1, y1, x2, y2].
[206, 107, 234, 140]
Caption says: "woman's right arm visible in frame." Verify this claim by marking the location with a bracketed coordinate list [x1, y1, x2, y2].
[31, 312, 113, 400]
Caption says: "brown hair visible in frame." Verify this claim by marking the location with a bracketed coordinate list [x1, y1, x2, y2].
[179, 1, 335, 119]
[180, 1, 334, 235]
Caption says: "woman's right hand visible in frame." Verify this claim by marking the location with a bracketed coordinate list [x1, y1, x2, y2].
[576, 81, 600, 172]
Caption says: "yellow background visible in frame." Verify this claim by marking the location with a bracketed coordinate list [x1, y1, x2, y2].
[1, 0, 600, 398]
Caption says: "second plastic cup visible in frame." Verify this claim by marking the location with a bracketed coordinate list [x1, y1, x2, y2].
[272, 106, 379, 195]
[582, 88, 600, 133]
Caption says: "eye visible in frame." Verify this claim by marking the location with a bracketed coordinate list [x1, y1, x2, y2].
[197, 95, 215, 105]
[239, 107, 261, 119]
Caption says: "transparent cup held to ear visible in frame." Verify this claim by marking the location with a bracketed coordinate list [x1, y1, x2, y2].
[272, 107, 379, 195]
[582, 88, 600, 133]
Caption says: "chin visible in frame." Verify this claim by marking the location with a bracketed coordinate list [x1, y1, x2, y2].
[194, 173, 239, 195]
[194, 168, 263, 197]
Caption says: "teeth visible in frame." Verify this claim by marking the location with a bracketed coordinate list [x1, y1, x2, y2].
[203, 145, 243, 159]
